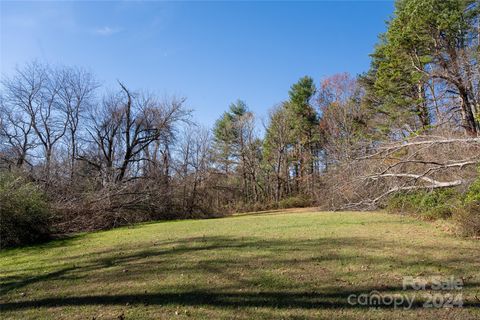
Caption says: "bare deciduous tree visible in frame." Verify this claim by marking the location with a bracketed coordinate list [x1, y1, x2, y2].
[57, 66, 98, 179]
[2, 62, 70, 182]
[0, 95, 36, 168]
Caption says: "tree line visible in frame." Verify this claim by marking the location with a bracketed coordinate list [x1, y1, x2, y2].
[1, 0, 479, 242]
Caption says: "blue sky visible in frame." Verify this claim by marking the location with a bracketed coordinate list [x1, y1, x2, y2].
[1, 1, 394, 127]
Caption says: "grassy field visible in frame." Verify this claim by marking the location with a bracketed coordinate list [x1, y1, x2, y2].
[0, 210, 479, 319]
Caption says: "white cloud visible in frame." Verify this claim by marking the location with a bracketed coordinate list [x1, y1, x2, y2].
[94, 26, 122, 36]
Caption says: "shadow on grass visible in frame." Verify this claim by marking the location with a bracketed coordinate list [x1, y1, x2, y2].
[0, 233, 87, 257]
[0, 264, 85, 296]
[1, 286, 480, 311]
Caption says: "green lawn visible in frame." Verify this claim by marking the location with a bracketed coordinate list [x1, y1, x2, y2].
[1, 210, 479, 319]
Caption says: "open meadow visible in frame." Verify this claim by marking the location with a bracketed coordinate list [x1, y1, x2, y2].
[1, 210, 479, 319]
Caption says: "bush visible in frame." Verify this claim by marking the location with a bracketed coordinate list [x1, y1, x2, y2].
[386, 189, 459, 220]
[0, 172, 51, 248]
[453, 176, 480, 236]
[386, 177, 480, 236]
[464, 177, 480, 205]
[453, 201, 480, 237]
[278, 195, 311, 209]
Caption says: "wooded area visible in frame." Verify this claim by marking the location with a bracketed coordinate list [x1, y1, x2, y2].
[1, 0, 479, 247]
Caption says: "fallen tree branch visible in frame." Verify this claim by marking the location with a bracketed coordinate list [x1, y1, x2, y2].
[358, 137, 480, 161]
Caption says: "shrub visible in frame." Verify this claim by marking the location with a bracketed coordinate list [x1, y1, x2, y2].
[464, 177, 480, 205]
[453, 201, 480, 237]
[0, 172, 51, 248]
[386, 189, 459, 220]
[453, 176, 480, 237]
[278, 195, 311, 209]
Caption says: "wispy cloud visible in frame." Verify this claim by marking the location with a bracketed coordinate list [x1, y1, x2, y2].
[93, 26, 122, 36]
